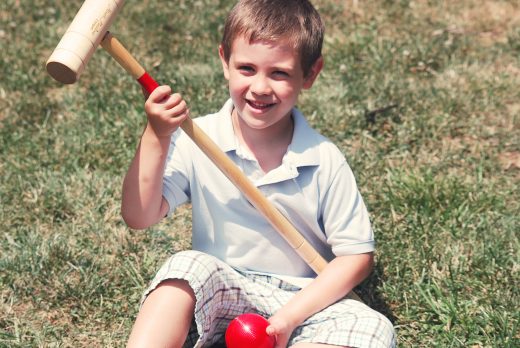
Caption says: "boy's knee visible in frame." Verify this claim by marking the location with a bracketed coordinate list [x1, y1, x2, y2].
[170, 250, 225, 281]
[174, 250, 221, 269]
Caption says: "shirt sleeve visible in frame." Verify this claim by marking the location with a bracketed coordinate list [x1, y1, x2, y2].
[162, 130, 191, 217]
[321, 161, 375, 256]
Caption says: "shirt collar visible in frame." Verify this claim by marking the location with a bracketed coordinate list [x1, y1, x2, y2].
[285, 107, 321, 167]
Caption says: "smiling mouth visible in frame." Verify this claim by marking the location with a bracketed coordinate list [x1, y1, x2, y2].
[246, 100, 276, 110]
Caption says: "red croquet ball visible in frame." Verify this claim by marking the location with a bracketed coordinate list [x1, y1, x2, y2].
[225, 313, 275, 348]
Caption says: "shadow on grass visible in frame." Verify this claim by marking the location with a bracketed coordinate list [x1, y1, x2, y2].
[355, 262, 397, 324]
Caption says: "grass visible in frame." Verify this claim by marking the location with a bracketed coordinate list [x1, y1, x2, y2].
[1, 0, 519, 346]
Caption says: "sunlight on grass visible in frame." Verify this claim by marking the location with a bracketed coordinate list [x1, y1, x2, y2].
[1, 0, 518, 346]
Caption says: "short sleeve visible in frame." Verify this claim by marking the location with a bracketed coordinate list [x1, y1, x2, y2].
[321, 161, 375, 256]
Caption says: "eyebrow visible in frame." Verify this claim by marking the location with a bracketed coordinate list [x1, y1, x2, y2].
[232, 58, 295, 72]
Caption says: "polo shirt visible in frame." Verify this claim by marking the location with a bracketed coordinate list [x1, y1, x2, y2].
[162, 99, 374, 283]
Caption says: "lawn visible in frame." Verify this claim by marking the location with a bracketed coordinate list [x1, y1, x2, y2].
[1, 0, 518, 347]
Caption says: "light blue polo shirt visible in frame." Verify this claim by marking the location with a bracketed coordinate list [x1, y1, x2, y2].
[162, 99, 374, 282]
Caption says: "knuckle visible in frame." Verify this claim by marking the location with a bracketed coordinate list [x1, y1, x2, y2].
[146, 105, 161, 118]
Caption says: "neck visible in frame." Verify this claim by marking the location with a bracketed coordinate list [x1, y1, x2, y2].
[232, 109, 294, 172]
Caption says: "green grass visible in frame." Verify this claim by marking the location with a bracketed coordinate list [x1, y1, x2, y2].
[1, 0, 519, 346]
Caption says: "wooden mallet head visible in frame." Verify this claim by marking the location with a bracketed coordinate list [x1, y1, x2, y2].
[46, 0, 126, 84]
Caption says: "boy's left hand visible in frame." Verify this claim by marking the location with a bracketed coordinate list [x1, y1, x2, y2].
[266, 315, 298, 348]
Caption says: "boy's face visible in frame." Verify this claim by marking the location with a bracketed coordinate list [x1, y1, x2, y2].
[219, 35, 322, 131]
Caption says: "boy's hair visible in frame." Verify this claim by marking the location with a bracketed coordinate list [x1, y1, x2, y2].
[221, 0, 325, 77]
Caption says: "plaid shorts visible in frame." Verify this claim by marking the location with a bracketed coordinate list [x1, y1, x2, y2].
[142, 250, 396, 348]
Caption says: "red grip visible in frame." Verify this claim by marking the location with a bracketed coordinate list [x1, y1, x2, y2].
[137, 72, 159, 94]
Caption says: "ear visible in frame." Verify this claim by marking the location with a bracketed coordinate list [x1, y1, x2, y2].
[219, 45, 230, 80]
[303, 56, 324, 89]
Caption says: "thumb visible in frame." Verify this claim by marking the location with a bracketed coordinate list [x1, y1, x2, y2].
[266, 324, 277, 336]
[266, 319, 286, 336]
[266, 324, 289, 348]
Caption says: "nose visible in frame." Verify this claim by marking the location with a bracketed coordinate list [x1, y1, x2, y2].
[250, 74, 272, 95]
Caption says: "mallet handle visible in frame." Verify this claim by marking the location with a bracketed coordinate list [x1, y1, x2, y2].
[100, 32, 328, 274]
[101, 32, 159, 93]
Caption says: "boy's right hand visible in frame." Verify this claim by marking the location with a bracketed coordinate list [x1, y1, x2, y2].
[144, 85, 189, 138]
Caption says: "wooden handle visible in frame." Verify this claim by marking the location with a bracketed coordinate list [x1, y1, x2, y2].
[100, 32, 144, 79]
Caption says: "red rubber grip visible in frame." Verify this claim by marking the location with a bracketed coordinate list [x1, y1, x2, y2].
[137, 72, 159, 94]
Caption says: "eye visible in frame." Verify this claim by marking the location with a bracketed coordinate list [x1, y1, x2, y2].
[273, 70, 290, 79]
[238, 65, 255, 74]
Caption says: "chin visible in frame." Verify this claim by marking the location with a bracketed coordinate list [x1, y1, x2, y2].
[242, 118, 272, 130]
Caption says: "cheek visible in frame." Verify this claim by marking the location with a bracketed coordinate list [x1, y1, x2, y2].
[228, 80, 242, 97]
[275, 83, 298, 100]
[228, 75, 248, 93]
[227, 77, 247, 103]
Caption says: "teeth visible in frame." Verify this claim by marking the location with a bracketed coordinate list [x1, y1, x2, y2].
[248, 100, 273, 108]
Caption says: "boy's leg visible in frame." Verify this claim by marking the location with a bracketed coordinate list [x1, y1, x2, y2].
[127, 279, 195, 348]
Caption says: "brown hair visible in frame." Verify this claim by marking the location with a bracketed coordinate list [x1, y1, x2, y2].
[221, 0, 325, 77]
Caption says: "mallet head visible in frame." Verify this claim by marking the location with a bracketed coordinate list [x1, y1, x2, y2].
[46, 0, 125, 84]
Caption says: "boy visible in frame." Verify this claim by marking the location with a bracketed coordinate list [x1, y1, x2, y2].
[122, 0, 395, 347]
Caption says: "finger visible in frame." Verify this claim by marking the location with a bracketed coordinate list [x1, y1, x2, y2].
[266, 321, 286, 336]
[163, 100, 188, 118]
[161, 93, 184, 110]
[266, 325, 277, 336]
[164, 109, 189, 126]
[149, 85, 172, 103]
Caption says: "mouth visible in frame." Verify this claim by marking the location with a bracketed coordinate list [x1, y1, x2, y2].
[246, 99, 276, 111]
